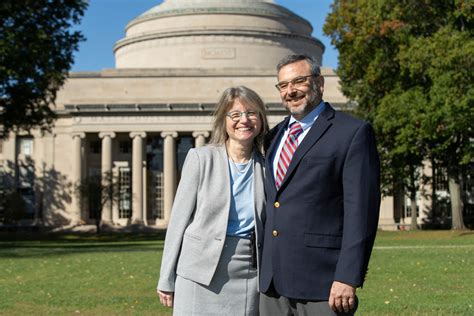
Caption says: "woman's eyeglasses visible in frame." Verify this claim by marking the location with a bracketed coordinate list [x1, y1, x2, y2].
[226, 110, 258, 122]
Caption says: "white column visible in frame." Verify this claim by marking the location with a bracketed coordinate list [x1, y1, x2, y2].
[161, 132, 178, 222]
[99, 132, 116, 225]
[42, 133, 56, 225]
[33, 133, 45, 225]
[142, 158, 148, 226]
[419, 159, 432, 225]
[192, 131, 210, 148]
[71, 132, 85, 225]
[378, 196, 397, 230]
[130, 132, 146, 224]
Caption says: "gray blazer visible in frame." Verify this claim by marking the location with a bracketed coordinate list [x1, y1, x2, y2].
[157, 145, 266, 292]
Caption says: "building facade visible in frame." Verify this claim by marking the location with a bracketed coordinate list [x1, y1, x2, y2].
[1, 0, 452, 229]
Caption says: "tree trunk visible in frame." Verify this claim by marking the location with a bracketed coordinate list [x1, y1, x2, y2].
[409, 167, 418, 230]
[393, 182, 404, 225]
[96, 218, 101, 234]
[449, 174, 465, 230]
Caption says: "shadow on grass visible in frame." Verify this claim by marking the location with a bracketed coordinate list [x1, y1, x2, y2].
[459, 231, 474, 237]
[0, 231, 166, 242]
[0, 232, 167, 258]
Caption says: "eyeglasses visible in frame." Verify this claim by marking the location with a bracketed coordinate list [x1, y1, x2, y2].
[275, 75, 317, 91]
[226, 110, 258, 122]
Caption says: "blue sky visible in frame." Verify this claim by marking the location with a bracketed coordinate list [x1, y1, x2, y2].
[71, 0, 338, 72]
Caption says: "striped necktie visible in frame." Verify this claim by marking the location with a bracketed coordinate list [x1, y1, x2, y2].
[275, 122, 303, 189]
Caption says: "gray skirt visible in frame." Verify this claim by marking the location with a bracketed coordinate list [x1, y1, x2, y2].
[173, 235, 258, 316]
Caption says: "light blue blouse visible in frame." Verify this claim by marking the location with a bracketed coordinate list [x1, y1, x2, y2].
[226, 157, 255, 237]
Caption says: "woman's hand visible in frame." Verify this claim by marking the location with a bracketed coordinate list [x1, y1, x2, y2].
[157, 290, 174, 307]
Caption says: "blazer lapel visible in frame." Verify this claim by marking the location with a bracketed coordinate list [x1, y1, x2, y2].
[278, 103, 335, 191]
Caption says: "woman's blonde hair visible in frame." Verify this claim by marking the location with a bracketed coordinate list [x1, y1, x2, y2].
[210, 86, 269, 150]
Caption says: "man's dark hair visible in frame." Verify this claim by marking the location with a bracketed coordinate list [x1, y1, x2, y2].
[276, 54, 321, 76]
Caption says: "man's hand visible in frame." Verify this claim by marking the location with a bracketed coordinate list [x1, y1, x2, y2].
[329, 281, 356, 313]
[157, 289, 174, 307]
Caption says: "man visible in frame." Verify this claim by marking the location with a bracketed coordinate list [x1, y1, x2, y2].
[260, 54, 380, 315]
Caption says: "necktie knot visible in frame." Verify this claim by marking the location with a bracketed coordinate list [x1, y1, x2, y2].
[289, 122, 303, 137]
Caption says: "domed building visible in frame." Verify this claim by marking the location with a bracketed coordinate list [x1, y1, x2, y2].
[114, 0, 324, 69]
[0, 0, 401, 229]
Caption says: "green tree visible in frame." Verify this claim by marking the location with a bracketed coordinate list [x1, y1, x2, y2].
[374, 89, 428, 229]
[399, 26, 473, 229]
[324, 0, 473, 229]
[0, 0, 87, 136]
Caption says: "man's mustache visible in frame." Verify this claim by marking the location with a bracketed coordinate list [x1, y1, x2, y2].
[285, 91, 305, 101]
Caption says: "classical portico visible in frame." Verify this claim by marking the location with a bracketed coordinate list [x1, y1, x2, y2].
[66, 124, 224, 227]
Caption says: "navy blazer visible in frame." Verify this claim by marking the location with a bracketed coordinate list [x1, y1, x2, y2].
[260, 103, 381, 300]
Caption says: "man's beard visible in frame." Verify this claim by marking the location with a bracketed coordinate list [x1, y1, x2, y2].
[308, 83, 322, 106]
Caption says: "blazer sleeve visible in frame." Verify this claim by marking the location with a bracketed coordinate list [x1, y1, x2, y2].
[335, 123, 380, 287]
[157, 148, 200, 292]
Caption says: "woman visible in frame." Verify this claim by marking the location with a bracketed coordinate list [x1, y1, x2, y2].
[157, 86, 269, 315]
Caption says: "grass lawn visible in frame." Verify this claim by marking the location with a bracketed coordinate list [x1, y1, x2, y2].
[0, 230, 473, 315]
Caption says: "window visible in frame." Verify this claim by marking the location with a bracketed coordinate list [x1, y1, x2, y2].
[18, 137, 33, 156]
[149, 171, 164, 220]
[405, 205, 419, 218]
[119, 167, 131, 219]
[434, 167, 448, 191]
[146, 136, 164, 220]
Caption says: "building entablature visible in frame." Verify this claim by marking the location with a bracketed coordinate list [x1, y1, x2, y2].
[68, 67, 338, 78]
[59, 102, 349, 116]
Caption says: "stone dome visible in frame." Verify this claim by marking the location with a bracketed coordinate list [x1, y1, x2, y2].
[114, 0, 324, 70]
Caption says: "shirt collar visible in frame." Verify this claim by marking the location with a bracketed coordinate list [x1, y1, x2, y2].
[288, 100, 326, 131]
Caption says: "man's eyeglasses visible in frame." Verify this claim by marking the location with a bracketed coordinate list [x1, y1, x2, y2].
[275, 75, 317, 91]
[226, 110, 258, 122]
